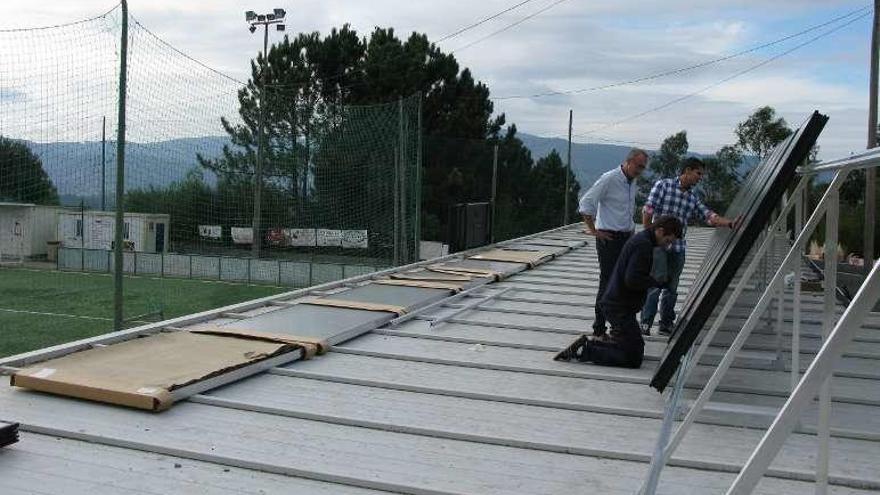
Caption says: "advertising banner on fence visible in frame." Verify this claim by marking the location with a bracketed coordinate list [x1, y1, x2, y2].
[285, 228, 317, 247]
[266, 228, 286, 247]
[316, 229, 342, 247]
[198, 225, 222, 240]
[341, 230, 369, 249]
[231, 227, 253, 245]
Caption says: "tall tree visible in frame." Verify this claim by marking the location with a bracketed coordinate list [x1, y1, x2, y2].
[701, 145, 742, 213]
[735, 106, 793, 159]
[650, 130, 689, 179]
[0, 136, 59, 205]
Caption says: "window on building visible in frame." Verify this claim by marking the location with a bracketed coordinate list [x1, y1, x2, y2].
[75, 219, 83, 237]
[123, 222, 130, 240]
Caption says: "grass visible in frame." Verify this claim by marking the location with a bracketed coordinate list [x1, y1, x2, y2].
[0, 266, 286, 358]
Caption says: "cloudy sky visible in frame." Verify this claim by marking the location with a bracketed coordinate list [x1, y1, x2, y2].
[0, 0, 872, 159]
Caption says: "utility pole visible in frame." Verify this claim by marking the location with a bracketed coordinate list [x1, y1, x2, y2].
[866, 0, 879, 269]
[245, 9, 286, 259]
[564, 109, 573, 225]
[491, 144, 499, 244]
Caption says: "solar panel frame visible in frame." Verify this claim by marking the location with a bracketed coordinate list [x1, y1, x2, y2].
[650, 111, 828, 392]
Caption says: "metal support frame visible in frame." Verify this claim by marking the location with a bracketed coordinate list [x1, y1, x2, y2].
[792, 186, 804, 392]
[387, 283, 498, 327]
[726, 259, 880, 494]
[815, 184, 839, 494]
[679, 177, 809, 387]
[425, 287, 512, 328]
[642, 350, 692, 495]
[639, 172, 845, 491]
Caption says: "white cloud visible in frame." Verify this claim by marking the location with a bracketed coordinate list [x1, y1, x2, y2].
[0, 0, 870, 160]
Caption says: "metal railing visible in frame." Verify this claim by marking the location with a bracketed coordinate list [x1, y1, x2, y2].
[57, 247, 381, 288]
[642, 147, 880, 494]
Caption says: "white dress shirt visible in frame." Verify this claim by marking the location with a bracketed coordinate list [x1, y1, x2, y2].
[577, 165, 637, 232]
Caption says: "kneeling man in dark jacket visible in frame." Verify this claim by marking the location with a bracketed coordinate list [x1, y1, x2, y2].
[555, 215, 683, 368]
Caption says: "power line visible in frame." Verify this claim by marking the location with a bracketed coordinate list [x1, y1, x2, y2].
[493, 4, 871, 100]
[0, 3, 119, 32]
[453, 0, 572, 53]
[436, 0, 538, 42]
[574, 11, 871, 138]
[130, 15, 248, 86]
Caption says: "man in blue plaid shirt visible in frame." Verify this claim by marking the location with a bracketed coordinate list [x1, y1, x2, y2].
[640, 157, 739, 336]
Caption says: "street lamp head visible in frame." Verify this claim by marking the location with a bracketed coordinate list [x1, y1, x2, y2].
[257, 14, 266, 21]
[245, 10, 256, 21]
[273, 8, 286, 19]
[266, 13, 276, 21]
[276, 24, 285, 31]
[249, 24, 257, 33]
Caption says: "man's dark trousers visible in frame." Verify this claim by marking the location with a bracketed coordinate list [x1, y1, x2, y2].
[594, 231, 632, 336]
[590, 302, 645, 368]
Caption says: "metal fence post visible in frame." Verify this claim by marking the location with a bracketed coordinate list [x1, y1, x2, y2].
[113, 0, 129, 331]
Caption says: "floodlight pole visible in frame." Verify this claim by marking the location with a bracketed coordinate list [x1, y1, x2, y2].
[247, 9, 286, 259]
[251, 23, 269, 259]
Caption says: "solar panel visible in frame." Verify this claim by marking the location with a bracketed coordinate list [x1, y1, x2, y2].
[650, 110, 828, 392]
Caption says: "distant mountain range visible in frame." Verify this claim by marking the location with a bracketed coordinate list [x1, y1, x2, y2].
[26, 136, 229, 206]
[517, 134, 642, 191]
[22, 133, 750, 207]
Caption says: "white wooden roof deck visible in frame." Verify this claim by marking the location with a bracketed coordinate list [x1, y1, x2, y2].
[1, 226, 879, 494]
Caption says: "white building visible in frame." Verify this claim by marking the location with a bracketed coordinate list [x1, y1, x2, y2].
[0, 202, 170, 259]
[0, 202, 63, 260]
[58, 210, 170, 253]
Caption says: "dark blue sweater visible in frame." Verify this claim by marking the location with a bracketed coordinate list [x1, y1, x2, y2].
[600, 229, 660, 311]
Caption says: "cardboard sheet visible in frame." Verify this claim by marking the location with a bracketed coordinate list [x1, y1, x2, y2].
[302, 298, 408, 315]
[393, 269, 474, 282]
[428, 264, 501, 279]
[374, 278, 464, 293]
[10, 331, 299, 412]
[191, 328, 328, 358]
[468, 248, 555, 267]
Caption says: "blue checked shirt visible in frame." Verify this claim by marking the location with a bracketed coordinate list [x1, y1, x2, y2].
[645, 178, 716, 253]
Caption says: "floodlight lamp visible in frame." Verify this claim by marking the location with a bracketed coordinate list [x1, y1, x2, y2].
[274, 8, 286, 19]
[245, 10, 256, 21]
[257, 14, 266, 21]
[267, 13, 276, 20]
[277, 24, 285, 31]
[249, 24, 257, 33]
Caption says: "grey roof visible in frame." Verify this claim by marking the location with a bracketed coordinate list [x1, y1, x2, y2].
[1, 225, 879, 494]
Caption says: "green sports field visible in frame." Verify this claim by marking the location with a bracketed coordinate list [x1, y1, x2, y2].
[0, 266, 286, 358]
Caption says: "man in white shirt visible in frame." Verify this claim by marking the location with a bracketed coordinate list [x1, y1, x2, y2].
[578, 148, 648, 337]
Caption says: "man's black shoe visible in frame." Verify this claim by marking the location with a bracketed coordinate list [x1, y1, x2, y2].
[554, 335, 588, 362]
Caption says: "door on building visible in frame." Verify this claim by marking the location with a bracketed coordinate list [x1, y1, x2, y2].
[155, 223, 165, 253]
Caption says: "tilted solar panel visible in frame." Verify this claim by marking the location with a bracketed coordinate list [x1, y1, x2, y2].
[650, 111, 828, 392]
